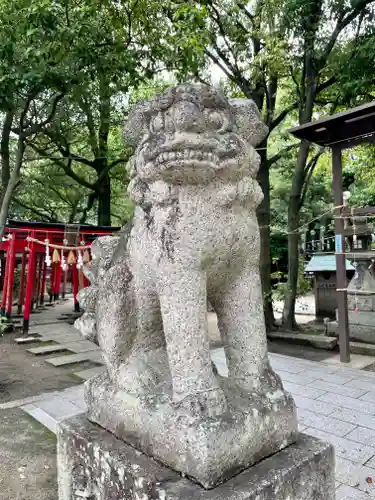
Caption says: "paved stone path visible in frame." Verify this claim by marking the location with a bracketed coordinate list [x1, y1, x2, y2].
[10, 299, 375, 499]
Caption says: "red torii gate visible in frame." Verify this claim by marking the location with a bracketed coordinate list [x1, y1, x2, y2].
[0, 220, 120, 334]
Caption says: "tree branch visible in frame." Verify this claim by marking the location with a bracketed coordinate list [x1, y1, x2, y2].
[19, 93, 65, 137]
[42, 129, 95, 168]
[78, 96, 99, 157]
[270, 102, 299, 132]
[236, 2, 255, 25]
[26, 140, 96, 191]
[299, 148, 325, 209]
[79, 191, 98, 224]
[270, 75, 338, 132]
[0, 108, 14, 195]
[94, 156, 129, 186]
[13, 197, 59, 222]
[268, 143, 299, 167]
[319, 3, 373, 68]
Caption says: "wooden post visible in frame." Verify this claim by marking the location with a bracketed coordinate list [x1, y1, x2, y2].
[17, 252, 27, 315]
[62, 267, 67, 299]
[36, 255, 44, 307]
[1, 241, 11, 316]
[5, 235, 16, 319]
[332, 147, 350, 362]
[23, 231, 37, 334]
[54, 262, 63, 300]
[71, 263, 80, 312]
[40, 259, 47, 305]
[31, 255, 39, 311]
[49, 263, 56, 303]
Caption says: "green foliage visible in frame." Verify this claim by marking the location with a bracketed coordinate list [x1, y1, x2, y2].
[272, 258, 312, 302]
[0, 0, 211, 226]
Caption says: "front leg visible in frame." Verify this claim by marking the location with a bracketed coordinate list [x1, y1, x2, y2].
[211, 263, 282, 394]
[158, 264, 227, 417]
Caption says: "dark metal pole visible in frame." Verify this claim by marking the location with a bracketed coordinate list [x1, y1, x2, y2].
[332, 146, 350, 362]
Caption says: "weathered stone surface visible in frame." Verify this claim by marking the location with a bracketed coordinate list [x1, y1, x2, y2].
[75, 83, 298, 487]
[86, 371, 297, 488]
[328, 320, 375, 344]
[347, 294, 375, 312]
[57, 415, 335, 500]
[74, 234, 123, 344]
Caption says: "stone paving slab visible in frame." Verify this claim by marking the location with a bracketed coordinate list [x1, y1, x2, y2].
[293, 395, 338, 416]
[307, 379, 366, 399]
[45, 351, 102, 367]
[347, 378, 375, 393]
[29, 322, 73, 333]
[320, 372, 357, 385]
[35, 333, 81, 343]
[283, 380, 327, 399]
[298, 408, 357, 437]
[318, 392, 375, 415]
[74, 366, 105, 380]
[21, 405, 60, 433]
[346, 426, 375, 448]
[35, 395, 82, 420]
[360, 391, 375, 403]
[14, 336, 41, 344]
[276, 369, 318, 386]
[336, 483, 375, 499]
[305, 427, 375, 464]
[61, 341, 100, 353]
[336, 457, 375, 498]
[330, 408, 375, 431]
[336, 457, 375, 496]
[27, 344, 69, 355]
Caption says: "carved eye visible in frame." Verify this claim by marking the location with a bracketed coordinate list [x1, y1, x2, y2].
[206, 110, 226, 131]
[150, 112, 164, 133]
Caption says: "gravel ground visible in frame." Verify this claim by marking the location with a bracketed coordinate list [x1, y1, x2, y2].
[0, 330, 83, 404]
[0, 408, 57, 500]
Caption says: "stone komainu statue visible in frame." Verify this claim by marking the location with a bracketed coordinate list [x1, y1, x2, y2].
[74, 84, 297, 489]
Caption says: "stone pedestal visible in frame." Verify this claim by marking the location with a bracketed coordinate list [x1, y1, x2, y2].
[58, 415, 335, 500]
[84, 371, 297, 489]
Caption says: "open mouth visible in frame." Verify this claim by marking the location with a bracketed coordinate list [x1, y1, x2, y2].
[154, 149, 219, 165]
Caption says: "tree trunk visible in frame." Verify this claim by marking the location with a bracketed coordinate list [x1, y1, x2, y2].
[282, 199, 300, 330]
[97, 172, 111, 226]
[257, 143, 275, 332]
[0, 109, 14, 206]
[0, 138, 25, 239]
[282, 140, 310, 329]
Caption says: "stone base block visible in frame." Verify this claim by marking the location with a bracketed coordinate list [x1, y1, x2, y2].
[84, 371, 298, 488]
[328, 320, 375, 344]
[348, 310, 375, 327]
[57, 415, 335, 500]
[347, 294, 375, 312]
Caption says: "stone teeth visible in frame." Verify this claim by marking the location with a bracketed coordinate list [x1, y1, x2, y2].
[155, 150, 217, 163]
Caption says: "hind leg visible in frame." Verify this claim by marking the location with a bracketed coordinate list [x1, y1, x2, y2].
[117, 275, 170, 396]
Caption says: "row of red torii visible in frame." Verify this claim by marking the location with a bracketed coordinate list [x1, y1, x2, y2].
[0, 220, 120, 333]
